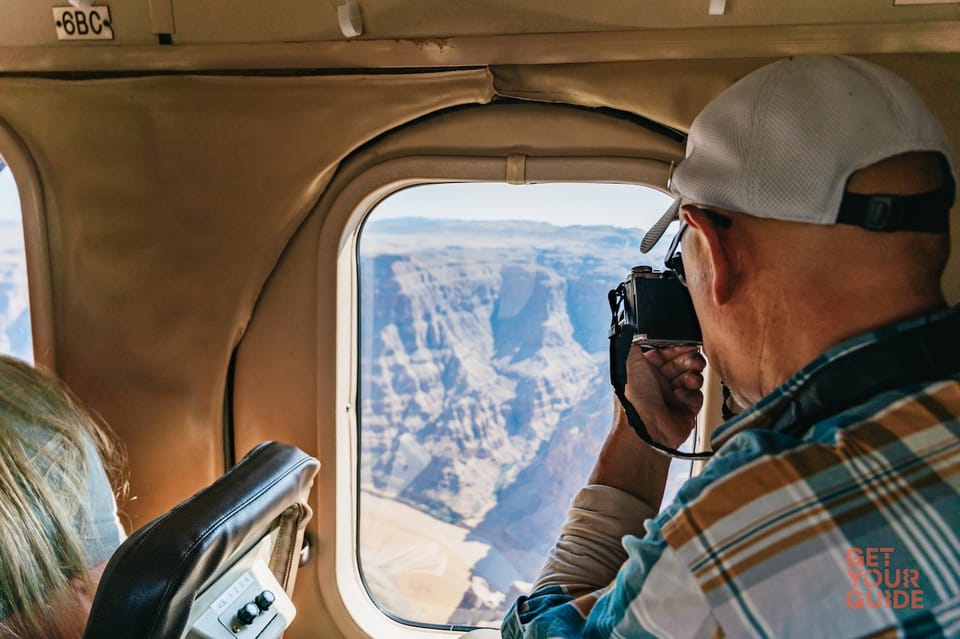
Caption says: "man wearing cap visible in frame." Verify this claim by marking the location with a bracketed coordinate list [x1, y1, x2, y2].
[501, 56, 959, 638]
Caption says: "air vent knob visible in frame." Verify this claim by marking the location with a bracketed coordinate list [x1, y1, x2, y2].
[255, 589, 276, 611]
[237, 601, 260, 626]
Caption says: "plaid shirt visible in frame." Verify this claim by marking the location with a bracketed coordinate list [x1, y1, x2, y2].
[502, 305, 960, 638]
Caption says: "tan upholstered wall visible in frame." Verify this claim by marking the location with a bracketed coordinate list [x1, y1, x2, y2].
[0, 69, 496, 531]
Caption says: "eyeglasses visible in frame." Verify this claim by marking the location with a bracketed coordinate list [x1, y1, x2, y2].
[663, 210, 732, 287]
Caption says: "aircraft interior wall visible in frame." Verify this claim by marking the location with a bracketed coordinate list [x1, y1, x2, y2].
[0, 50, 956, 637]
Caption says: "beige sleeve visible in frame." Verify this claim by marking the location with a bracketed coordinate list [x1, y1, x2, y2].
[532, 484, 657, 592]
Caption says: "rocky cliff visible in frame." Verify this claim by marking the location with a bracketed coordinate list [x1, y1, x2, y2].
[358, 217, 686, 625]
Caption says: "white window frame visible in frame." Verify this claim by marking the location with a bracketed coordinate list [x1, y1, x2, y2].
[322, 152, 723, 639]
[0, 116, 52, 368]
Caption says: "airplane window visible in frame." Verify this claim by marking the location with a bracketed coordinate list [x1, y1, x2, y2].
[0, 156, 32, 364]
[356, 182, 691, 630]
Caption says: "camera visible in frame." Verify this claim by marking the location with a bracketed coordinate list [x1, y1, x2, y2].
[610, 266, 702, 347]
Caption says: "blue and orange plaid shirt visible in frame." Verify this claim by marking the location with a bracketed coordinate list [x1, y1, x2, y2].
[502, 305, 960, 638]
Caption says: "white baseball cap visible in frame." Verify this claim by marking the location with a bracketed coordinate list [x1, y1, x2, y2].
[641, 55, 957, 253]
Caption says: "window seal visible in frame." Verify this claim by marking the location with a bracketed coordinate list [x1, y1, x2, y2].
[319, 153, 721, 638]
[0, 117, 53, 370]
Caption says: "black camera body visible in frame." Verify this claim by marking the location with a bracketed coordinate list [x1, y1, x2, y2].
[615, 266, 702, 347]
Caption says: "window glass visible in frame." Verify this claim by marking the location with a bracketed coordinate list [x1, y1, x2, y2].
[357, 182, 689, 629]
[0, 157, 32, 363]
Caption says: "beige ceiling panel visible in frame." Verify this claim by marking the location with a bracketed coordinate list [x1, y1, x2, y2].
[0, 69, 494, 528]
[170, 0, 341, 44]
[159, 0, 960, 44]
[0, 0, 957, 47]
[3, 19, 956, 73]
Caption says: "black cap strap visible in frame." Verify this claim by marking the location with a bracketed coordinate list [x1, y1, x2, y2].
[836, 179, 954, 233]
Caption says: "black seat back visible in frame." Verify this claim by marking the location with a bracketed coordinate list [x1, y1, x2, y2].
[83, 441, 320, 639]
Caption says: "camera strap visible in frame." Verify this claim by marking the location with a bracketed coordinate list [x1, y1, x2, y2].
[608, 285, 714, 460]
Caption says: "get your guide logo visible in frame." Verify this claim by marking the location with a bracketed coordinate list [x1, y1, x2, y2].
[846, 547, 924, 610]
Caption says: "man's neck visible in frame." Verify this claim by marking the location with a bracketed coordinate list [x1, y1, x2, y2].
[743, 286, 946, 404]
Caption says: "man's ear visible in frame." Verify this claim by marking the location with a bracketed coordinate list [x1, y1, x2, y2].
[683, 206, 738, 305]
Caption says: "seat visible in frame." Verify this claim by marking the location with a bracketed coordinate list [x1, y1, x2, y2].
[83, 441, 320, 639]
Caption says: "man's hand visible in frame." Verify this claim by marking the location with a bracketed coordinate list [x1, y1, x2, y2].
[589, 345, 706, 503]
[623, 345, 705, 448]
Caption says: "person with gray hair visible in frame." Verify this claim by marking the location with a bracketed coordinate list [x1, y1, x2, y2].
[0, 356, 125, 639]
[503, 56, 959, 638]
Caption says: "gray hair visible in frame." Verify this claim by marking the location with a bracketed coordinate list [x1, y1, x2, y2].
[0, 356, 125, 639]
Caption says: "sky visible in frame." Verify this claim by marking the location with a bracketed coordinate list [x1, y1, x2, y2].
[372, 182, 675, 229]
[0, 165, 20, 223]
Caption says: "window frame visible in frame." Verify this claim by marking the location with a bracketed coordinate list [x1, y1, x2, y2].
[325, 154, 721, 638]
[272, 101, 728, 639]
[0, 116, 52, 368]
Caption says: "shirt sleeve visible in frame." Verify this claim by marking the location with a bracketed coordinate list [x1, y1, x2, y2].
[502, 485, 717, 639]
[532, 484, 656, 592]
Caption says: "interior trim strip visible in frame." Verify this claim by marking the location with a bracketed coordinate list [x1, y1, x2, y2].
[0, 20, 957, 73]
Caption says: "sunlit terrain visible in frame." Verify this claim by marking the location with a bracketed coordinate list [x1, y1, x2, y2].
[357, 209, 690, 628]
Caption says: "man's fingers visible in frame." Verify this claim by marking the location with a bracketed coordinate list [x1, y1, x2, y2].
[624, 345, 705, 445]
[642, 345, 698, 366]
[660, 345, 701, 357]
[672, 371, 704, 391]
[660, 352, 706, 382]
[641, 348, 666, 367]
[673, 387, 704, 414]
